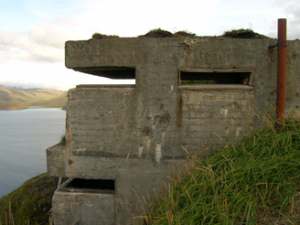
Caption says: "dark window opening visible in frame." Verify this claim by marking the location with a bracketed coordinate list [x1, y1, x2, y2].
[73, 66, 136, 86]
[74, 67, 135, 80]
[60, 178, 115, 194]
[179, 69, 253, 86]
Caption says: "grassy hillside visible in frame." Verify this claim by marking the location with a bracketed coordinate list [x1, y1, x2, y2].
[32, 92, 68, 108]
[1, 118, 300, 224]
[0, 87, 67, 110]
[0, 174, 58, 225]
[146, 118, 300, 224]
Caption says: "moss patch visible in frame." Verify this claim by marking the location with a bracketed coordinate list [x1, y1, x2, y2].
[91, 28, 271, 40]
[139, 28, 173, 38]
[222, 29, 270, 39]
[92, 33, 119, 39]
[0, 174, 59, 225]
[173, 31, 195, 37]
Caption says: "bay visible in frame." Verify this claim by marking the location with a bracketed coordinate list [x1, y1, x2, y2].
[0, 108, 66, 197]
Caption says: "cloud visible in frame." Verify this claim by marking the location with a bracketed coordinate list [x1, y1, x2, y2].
[264, 0, 300, 39]
[74, 0, 299, 39]
[1, 0, 299, 91]
[283, 2, 300, 39]
[0, 18, 84, 64]
[77, 0, 220, 37]
[0, 61, 134, 90]
[29, 23, 67, 49]
[54, 17, 81, 27]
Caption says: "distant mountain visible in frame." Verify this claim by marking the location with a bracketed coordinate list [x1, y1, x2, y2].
[0, 86, 68, 110]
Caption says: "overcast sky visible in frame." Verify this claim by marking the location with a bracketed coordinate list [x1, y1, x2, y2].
[0, 0, 299, 90]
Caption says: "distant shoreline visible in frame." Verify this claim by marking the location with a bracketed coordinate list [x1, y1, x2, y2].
[29, 106, 44, 109]
[0, 86, 67, 110]
[0, 107, 65, 111]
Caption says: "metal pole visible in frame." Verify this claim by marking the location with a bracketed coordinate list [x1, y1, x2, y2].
[276, 18, 287, 121]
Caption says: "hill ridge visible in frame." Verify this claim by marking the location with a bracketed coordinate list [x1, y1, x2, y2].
[0, 86, 68, 110]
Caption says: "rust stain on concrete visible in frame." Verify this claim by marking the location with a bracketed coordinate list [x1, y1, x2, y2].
[66, 128, 74, 172]
[177, 95, 183, 127]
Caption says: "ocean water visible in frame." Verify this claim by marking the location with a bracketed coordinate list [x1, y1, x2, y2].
[0, 108, 66, 197]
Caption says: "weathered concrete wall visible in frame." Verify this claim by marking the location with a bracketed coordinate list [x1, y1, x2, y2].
[52, 159, 182, 224]
[53, 191, 115, 225]
[48, 37, 300, 225]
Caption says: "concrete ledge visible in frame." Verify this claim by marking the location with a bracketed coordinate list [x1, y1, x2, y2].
[76, 84, 135, 89]
[53, 189, 116, 225]
[47, 143, 66, 177]
[178, 84, 254, 91]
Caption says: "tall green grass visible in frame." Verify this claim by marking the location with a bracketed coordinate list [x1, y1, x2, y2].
[0, 174, 57, 225]
[146, 117, 300, 224]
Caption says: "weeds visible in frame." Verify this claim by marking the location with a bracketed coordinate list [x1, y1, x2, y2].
[0, 174, 57, 225]
[222, 29, 270, 39]
[0, 202, 39, 225]
[139, 28, 173, 38]
[60, 135, 66, 145]
[139, 29, 195, 38]
[146, 117, 300, 224]
[92, 33, 119, 39]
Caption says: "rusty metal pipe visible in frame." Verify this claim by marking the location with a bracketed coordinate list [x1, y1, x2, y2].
[276, 18, 287, 121]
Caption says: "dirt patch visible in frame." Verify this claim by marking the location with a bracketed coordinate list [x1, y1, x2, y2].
[222, 29, 270, 39]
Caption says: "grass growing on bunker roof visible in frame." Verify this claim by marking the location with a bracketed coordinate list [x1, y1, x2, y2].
[92, 28, 270, 39]
[139, 29, 195, 38]
[92, 32, 119, 39]
[173, 31, 195, 37]
[222, 29, 270, 39]
[146, 117, 300, 224]
[139, 28, 173, 38]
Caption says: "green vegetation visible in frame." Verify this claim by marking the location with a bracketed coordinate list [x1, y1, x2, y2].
[139, 28, 173, 38]
[0, 174, 58, 225]
[92, 33, 119, 39]
[222, 29, 270, 39]
[138, 29, 195, 38]
[173, 31, 195, 37]
[146, 118, 300, 224]
[60, 135, 66, 145]
[2, 115, 300, 224]
[0, 86, 67, 110]
[32, 93, 68, 109]
[94, 28, 270, 39]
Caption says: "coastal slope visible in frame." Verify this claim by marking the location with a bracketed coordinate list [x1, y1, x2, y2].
[0, 86, 67, 110]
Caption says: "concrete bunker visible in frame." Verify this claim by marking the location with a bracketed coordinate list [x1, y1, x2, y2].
[48, 37, 300, 225]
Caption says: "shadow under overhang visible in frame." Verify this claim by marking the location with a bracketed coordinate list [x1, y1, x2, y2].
[72, 67, 135, 79]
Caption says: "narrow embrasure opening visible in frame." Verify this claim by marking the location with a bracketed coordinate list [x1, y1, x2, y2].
[73, 66, 136, 85]
[60, 178, 115, 194]
[179, 69, 252, 86]
[67, 178, 115, 190]
[74, 67, 135, 79]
